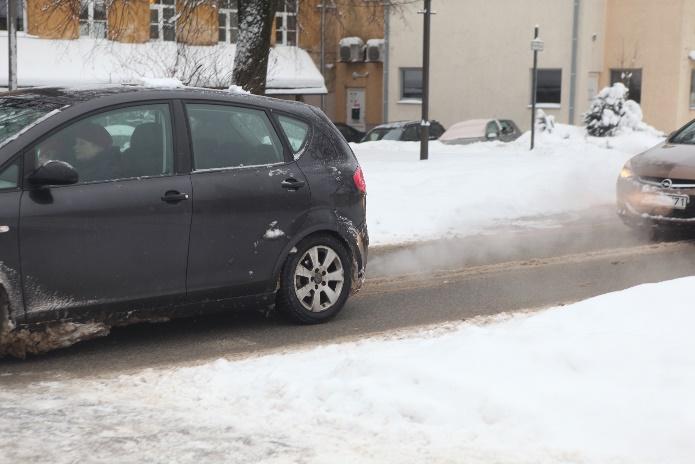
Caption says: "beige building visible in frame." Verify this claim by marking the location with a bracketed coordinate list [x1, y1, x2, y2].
[386, 0, 695, 132]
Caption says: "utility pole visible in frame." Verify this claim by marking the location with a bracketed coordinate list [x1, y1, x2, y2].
[530, 25, 543, 151]
[317, 1, 335, 112]
[319, 1, 326, 111]
[7, 0, 18, 91]
[418, 0, 432, 161]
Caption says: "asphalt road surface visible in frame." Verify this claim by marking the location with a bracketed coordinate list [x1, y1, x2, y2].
[2, 206, 695, 384]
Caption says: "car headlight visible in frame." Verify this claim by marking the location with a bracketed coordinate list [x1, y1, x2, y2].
[619, 162, 634, 179]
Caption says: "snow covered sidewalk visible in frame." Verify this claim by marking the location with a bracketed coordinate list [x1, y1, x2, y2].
[355, 126, 663, 246]
[2, 277, 694, 463]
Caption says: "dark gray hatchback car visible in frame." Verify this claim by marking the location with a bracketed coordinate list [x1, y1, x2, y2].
[0, 86, 368, 357]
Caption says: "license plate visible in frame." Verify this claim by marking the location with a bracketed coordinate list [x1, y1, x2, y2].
[641, 193, 690, 210]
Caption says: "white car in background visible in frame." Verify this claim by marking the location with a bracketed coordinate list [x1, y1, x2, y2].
[439, 119, 521, 145]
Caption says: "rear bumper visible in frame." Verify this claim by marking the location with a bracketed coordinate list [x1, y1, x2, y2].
[349, 221, 369, 294]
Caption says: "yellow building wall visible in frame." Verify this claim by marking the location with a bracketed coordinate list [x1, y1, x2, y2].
[334, 62, 383, 128]
[27, 0, 78, 39]
[298, 0, 384, 123]
[108, 0, 150, 43]
[176, 0, 218, 46]
[603, 0, 685, 131]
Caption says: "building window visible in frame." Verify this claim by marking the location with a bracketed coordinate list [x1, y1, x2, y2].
[401, 68, 423, 100]
[218, 0, 238, 43]
[0, 0, 26, 32]
[275, 0, 297, 46]
[532, 69, 562, 106]
[150, 0, 176, 42]
[79, 0, 107, 38]
[611, 69, 642, 104]
[691, 70, 695, 109]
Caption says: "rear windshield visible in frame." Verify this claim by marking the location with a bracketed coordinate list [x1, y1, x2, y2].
[0, 98, 62, 147]
[364, 127, 403, 142]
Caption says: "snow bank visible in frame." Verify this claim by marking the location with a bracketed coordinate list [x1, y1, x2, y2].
[2, 277, 694, 463]
[354, 125, 663, 245]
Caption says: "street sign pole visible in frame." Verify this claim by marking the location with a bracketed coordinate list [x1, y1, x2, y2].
[530, 26, 542, 151]
[7, 0, 18, 91]
[419, 0, 431, 161]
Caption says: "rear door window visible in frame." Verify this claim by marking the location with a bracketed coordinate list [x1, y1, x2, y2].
[33, 104, 174, 183]
[401, 125, 419, 141]
[186, 104, 285, 170]
[277, 115, 309, 154]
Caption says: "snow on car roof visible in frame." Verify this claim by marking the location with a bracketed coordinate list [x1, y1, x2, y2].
[440, 119, 491, 141]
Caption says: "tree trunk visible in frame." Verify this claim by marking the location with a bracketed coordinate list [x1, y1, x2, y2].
[232, 0, 276, 95]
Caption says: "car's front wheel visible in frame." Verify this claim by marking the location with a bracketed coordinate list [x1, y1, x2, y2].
[276, 235, 352, 324]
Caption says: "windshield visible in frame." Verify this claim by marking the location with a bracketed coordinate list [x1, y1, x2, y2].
[0, 98, 62, 146]
[363, 127, 406, 142]
[670, 121, 695, 144]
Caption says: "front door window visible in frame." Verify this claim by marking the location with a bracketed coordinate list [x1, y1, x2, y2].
[34, 104, 174, 183]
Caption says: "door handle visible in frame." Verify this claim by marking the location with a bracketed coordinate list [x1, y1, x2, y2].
[161, 191, 190, 203]
[281, 178, 306, 190]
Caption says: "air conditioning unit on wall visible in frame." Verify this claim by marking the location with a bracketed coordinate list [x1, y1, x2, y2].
[365, 39, 385, 63]
[338, 37, 365, 63]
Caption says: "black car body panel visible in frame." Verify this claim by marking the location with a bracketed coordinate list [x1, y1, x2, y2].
[0, 86, 368, 335]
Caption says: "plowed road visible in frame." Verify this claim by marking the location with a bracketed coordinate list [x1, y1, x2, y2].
[2, 207, 695, 383]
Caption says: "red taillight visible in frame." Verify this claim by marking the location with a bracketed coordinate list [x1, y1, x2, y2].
[353, 166, 366, 194]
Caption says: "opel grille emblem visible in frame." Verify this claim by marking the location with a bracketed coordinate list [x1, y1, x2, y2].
[661, 178, 673, 189]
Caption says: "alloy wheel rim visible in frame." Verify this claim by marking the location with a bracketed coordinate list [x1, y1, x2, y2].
[293, 245, 345, 312]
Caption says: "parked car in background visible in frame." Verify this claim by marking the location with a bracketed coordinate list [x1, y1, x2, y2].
[617, 120, 695, 231]
[333, 122, 365, 144]
[0, 85, 368, 357]
[360, 120, 446, 143]
[439, 119, 521, 145]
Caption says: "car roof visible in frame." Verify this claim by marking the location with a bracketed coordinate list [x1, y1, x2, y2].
[1, 84, 318, 118]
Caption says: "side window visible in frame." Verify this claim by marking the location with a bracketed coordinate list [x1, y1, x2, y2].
[401, 125, 419, 141]
[0, 160, 19, 190]
[186, 104, 285, 170]
[277, 115, 309, 153]
[499, 120, 515, 135]
[34, 104, 174, 184]
[430, 123, 445, 138]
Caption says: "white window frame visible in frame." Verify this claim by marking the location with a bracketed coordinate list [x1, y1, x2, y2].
[150, 0, 176, 42]
[79, 0, 107, 39]
[274, 1, 297, 46]
[218, 5, 238, 43]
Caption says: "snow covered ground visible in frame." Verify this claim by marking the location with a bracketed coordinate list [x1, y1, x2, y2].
[2, 277, 694, 464]
[354, 126, 664, 246]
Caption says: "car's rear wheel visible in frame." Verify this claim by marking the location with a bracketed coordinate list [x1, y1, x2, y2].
[276, 235, 352, 324]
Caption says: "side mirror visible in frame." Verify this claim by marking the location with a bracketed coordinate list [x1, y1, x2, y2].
[28, 160, 79, 186]
[486, 132, 499, 140]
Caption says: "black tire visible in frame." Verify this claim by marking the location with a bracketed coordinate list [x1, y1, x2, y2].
[276, 234, 352, 324]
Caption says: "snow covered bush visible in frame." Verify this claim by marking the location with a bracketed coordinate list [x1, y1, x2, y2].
[535, 109, 556, 134]
[583, 82, 652, 137]
[583, 83, 628, 136]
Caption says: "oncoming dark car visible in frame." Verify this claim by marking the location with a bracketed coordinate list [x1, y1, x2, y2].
[360, 120, 446, 143]
[0, 86, 368, 357]
[617, 120, 695, 230]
